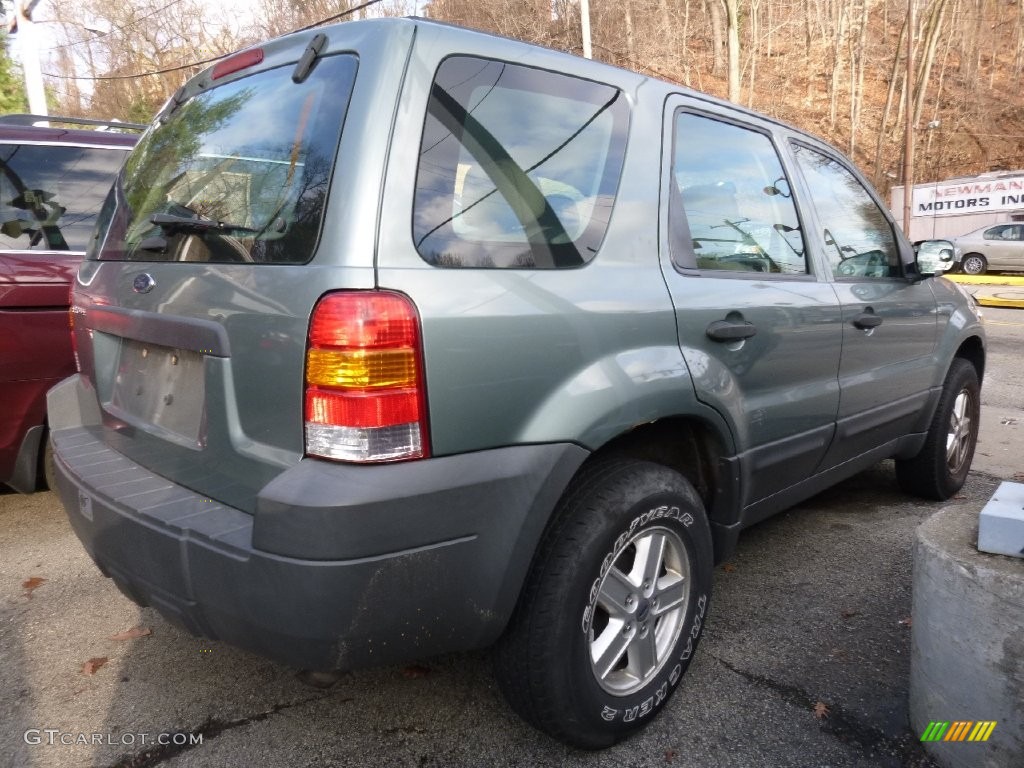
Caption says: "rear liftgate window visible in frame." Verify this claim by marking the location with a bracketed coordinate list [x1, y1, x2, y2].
[413, 56, 629, 268]
[93, 54, 358, 264]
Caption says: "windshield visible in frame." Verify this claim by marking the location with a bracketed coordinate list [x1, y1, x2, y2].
[91, 54, 357, 264]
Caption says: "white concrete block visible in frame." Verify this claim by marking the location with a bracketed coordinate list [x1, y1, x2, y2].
[978, 481, 1024, 559]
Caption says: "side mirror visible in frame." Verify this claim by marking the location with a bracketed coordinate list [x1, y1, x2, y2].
[913, 239, 955, 276]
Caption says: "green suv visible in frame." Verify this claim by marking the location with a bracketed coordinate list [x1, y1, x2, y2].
[49, 18, 985, 748]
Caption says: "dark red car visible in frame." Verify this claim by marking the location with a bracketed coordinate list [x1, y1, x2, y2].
[0, 115, 141, 492]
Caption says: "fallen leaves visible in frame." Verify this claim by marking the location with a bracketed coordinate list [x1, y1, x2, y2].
[109, 626, 152, 641]
[22, 576, 46, 600]
[813, 701, 830, 719]
[81, 657, 108, 675]
[840, 608, 859, 619]
[898, 616, 913, 628]
[664, 748, 677, 762]
[722, 563, 737, 573]
[72, 626, 153, 677]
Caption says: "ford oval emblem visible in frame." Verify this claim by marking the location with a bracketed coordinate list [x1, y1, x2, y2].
[133, 273, 156, 294]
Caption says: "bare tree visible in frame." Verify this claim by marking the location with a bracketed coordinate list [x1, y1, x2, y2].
[32, 0, 1024, 189]
[724, 0, 740, 102]
[706, 0, 726, 76]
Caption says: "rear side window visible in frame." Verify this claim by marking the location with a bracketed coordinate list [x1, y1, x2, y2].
[0, 144, 127, 252]
[94, 55, 357, 264]
[413, 56, 629, 268]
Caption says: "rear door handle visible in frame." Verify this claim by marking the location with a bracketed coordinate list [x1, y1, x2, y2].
[706, 319, 757, 342]
[852, 312, 883, 330]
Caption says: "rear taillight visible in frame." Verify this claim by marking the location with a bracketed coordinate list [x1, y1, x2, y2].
[304, 291, 429, 463]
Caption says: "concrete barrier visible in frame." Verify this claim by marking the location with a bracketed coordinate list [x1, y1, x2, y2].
[910, 504, 1024, 767]
[944, 274, 1024, 308]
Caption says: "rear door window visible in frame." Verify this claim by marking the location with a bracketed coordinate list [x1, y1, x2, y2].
[413, 56, 629, 268]
[670, 111, 807, 275]
[983, 225, 1012, 239]
[983, 224, 1023, 241]
[0, 144, 128, 252]
[95, 55, 357, 264]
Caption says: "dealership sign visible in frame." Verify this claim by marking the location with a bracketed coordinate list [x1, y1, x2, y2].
[912, 175, 1024, 216]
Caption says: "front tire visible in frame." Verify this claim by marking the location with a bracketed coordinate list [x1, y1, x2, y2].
[896, 359, 980, 500]
[960, 253, 987, 275]
[494, 460, 713, 748]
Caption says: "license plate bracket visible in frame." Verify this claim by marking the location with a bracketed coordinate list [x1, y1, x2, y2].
[108, 340, 206, 447]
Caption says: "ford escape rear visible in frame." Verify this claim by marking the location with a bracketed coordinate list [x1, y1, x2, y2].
[49, 18, 984, 748]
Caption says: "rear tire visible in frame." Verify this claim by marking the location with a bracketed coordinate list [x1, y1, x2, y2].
[896, 359, 980, 500]
[494, 460, 713, 748]
[960, 253, 987, 275]
[42, 436, 57, 492]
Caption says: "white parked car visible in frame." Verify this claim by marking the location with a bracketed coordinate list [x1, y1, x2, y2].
[953, 222, 1024, 274]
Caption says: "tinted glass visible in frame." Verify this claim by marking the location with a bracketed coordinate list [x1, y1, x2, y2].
[672, 112, 806, 275]
[414, 56, 629, 268]
[792, 143, 900, 279]
[0, 144, 127, 252]
[983, 224, 1021, 240]
[93, 55, 357, 264]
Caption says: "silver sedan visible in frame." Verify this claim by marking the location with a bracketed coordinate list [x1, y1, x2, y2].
[954, 222, 1024, 274]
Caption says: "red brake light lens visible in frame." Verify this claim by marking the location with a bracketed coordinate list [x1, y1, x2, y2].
[211, 49, 264, 81]
[304, 292, 428, 462]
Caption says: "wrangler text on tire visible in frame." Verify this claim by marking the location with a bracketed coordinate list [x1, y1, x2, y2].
[494, 460, 714, 748]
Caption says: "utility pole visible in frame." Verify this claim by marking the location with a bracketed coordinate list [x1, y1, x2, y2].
[7, 0, 47, 116]
[580, 0, 592, 59]
[902, 0, 915, 238]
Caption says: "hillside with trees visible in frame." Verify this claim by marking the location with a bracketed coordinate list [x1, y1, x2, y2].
[24, 0, 1024, 195]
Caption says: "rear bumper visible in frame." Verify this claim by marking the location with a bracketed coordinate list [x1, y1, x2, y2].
[49, 375, 586, 670]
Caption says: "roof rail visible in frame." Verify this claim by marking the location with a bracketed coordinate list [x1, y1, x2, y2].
[0, 114, 148, 131]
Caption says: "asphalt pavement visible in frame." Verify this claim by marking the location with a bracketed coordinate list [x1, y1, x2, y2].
[2, 307, 1022, 768]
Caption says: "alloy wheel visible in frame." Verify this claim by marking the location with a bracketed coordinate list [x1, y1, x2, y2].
[588, 526, 689, 696]
[946, 388, 975, 475]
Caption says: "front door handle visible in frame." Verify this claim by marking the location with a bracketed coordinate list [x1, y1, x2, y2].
[706, 319, 758, 342]
[852, 312, 883, 330]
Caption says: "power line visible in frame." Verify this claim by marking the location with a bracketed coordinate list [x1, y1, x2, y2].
[43, 0, 188, 53]
[41, 0, 384, 81]
[293, 0, 384, 33]
[43, 52, 222, 81]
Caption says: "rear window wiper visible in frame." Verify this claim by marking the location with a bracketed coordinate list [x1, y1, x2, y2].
[149, 212, 257, 235]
